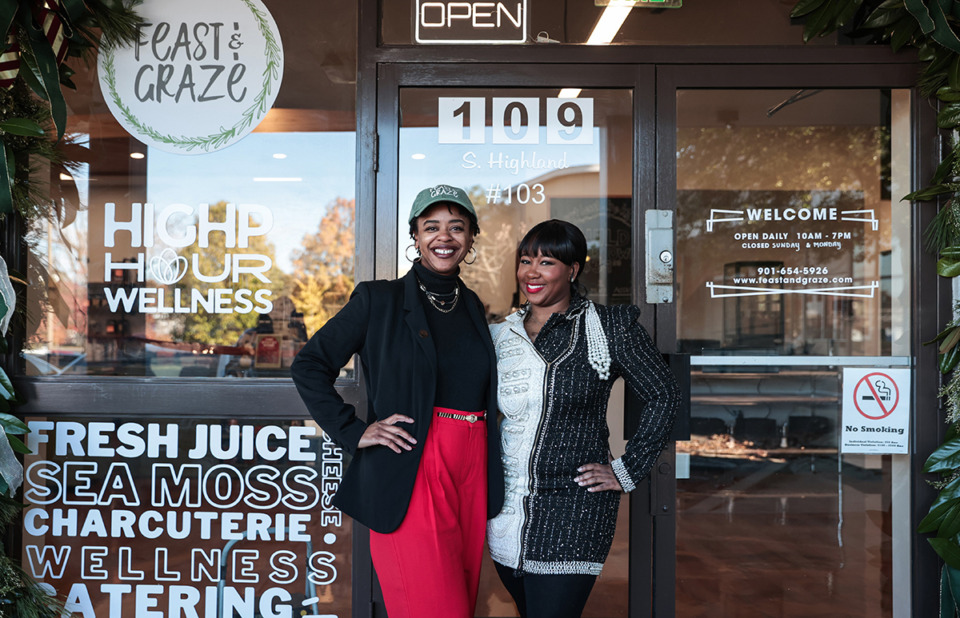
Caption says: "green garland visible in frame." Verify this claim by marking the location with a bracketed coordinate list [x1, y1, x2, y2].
[792, 0, 960, 613]
[0, 1, 144, 615]
[99, 0, 282, 153]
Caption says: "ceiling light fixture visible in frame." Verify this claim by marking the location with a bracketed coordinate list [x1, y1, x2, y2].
[558, 88, 581, 99]
[129, 152, 145, 159]
[586, 2, 634, 45]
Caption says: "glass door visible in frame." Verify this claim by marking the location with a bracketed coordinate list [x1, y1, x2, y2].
[375, 64, 655, 617]
[659, 67, 915, 617]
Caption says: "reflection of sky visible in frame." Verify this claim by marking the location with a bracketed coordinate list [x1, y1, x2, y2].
[147, 132, 356, 271]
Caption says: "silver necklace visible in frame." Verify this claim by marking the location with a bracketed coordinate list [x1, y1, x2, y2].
[417, 277, 460, 313]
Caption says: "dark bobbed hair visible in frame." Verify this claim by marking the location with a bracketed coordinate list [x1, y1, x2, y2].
[516, 220, 588, 283]
[409, 203, 480, 239]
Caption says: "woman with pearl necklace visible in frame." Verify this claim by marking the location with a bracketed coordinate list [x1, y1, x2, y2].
[487, 219, 680, 618]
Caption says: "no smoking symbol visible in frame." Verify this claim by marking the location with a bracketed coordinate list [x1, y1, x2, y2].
[854, 372, 899, 420]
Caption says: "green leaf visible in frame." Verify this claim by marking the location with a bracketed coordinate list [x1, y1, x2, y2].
[949, 56, 960, 92]
[791, 0, 830, 18]
[938, 104, 960, 128]
[926, 1, 960, 54]
[939, 505, 960, 538]
[905, 0, 937, 33]
[932, 537, 960, 570]
[938, 257, 960, 277]
[940, 564, 958, 618]
[60, 0, 89, 23]
[6, 434, 29, 454]
[0, 413, 28, 435]
[863, 5, 901, 28]
[0, 5, 16, 42]
[803, 1, 846, 41]
[0, 365, 13, 401]
[0, 118, 44, 138]
[924, 436, 960, 472]
[903, 184, 955, 201]
[937, 86, 960, 102]
[836, 0, 864, 28]
[934, 151, 958, 184]
[0, 141, 10, 216]
[890, 17, 920, 52]
[919, 495, 960, 532]
[18, 5, 67, 142]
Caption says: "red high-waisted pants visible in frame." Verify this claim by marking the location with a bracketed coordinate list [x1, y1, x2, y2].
[369, 407, 488, 618]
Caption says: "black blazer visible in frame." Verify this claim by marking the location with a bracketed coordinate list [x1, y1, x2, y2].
[291, 269, 505, 533]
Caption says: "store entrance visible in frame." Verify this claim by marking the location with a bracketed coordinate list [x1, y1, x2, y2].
[658, 66, 916, 617]
[373, 62, 918, 618]
[374, 64, 660, 617]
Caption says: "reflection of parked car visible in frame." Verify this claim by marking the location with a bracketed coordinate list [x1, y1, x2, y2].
[23, 350, 87, 376]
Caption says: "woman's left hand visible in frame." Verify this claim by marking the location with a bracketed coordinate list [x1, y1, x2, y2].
[574, 463, 623, 492]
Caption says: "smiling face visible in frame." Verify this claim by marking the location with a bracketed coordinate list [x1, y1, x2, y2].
[517, 251, 579, 313]
[412, 203, 475, 276]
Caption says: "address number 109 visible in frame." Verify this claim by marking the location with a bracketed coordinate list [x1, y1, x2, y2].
[438, 97, 594, 145]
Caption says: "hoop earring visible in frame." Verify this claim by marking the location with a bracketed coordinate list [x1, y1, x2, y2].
[405, 244, 421, 263]
[463, 247, 477, 265]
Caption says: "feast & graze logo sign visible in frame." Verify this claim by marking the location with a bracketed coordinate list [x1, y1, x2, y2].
[97, 0, 284, 154]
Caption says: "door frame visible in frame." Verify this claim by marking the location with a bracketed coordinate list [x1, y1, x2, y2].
[373, 62, 660, 617]
[368, 59, 941, 618]
[654, 62, 940, 618]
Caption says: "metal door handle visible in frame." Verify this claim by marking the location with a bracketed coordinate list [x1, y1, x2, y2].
[645, 210, 674, 303]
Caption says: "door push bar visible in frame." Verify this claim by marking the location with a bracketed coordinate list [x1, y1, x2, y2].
[645, 209, 674, 304]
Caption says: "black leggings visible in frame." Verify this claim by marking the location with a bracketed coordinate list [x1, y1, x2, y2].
[494, 561, 597, 618]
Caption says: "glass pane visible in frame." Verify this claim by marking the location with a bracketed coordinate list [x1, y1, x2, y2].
[397, 87, 633, 616]
[20, 417, 352, 616]
[383, 0, 844, 46]
[22, 0, 358, 379]
[675, 89, 909, 358]
[674, 88, 910, 617]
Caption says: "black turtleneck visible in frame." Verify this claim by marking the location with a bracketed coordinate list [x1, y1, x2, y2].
[412, 261, 489, 413]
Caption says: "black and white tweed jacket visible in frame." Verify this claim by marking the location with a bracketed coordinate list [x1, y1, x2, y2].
[487, 298, 679, 575]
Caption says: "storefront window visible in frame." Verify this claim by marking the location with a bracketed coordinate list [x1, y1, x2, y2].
[383, 0, 844, 46]
[23, 0, 358, 379]
[20, 417, 351, 617]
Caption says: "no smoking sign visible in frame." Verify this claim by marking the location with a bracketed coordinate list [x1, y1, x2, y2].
[842, 368, 910, 454]
[853, 372, 899, 420]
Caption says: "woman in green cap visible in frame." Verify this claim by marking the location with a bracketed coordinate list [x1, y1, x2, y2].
[291, 184, 504, 618]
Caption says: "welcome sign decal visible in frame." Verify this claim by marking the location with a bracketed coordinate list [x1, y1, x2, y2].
[98, 0, 284, 154]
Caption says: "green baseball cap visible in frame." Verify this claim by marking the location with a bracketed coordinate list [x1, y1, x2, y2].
[408, 184, 477, 224]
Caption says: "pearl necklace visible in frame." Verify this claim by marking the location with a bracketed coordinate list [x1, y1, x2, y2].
[522, 299, 611, 380]
[416, 277, 460, 313]
[583, 302, 611, 380]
